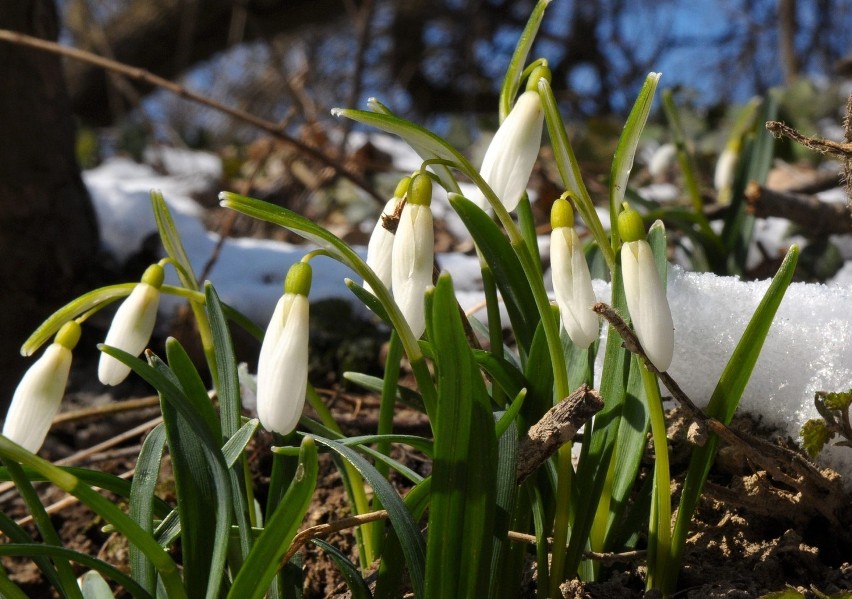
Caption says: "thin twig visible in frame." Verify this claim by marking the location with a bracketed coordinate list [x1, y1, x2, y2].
[280, 508, 646, 567]
[51, 395, 161, 425]
[0, 28, 384, 204]
[766, 120, 852, 158]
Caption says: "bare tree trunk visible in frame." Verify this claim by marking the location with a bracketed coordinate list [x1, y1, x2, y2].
[779, 0, 799, 84]
[0, 0, 99, 406]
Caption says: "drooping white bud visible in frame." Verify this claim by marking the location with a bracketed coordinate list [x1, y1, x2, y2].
[619, 206, 674, 371]
[364, 177, 411, 295]
[473, 87, 544, 212]
[714, 146, 737, 193]
[256, 262, 311, 435]
[98, 264, 164, 386]
[3, 321, 80, 453]
[391, 174, 434, 338]
[550, 198, 599, 348]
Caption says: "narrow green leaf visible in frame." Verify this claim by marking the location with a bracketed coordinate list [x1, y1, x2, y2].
[223, 419, 261, 466]
[129, 423, 167, 593]
[538, 77, 615, 271]
[311, 435, 426, 599]
[449, 194, 538, 351]
[309, 539, 373, 599]
[0, 437, 187, 599]
[151, 190, 199, 291]
[499, 0, 551, 120]
[205, 283, 241, 438]
[666, 245, 799, 593]
[227, 436, 318, 599]
[425, 273, 497, 598]
[610, 73, 661, 249]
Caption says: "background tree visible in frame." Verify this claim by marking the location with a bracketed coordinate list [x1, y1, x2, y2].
[0, 0, 99, 405]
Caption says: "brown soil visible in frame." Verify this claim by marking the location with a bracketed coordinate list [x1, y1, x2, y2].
[3, 378, 851, 599]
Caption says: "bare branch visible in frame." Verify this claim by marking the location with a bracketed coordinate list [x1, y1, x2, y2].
[0, 28, 384, 204]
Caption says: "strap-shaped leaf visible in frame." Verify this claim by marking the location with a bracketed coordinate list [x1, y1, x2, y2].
[425, 273, 497, 597]
[449, 194, 538, 351]
[666, 245, 799, 593]
[227, 436, 318, 599]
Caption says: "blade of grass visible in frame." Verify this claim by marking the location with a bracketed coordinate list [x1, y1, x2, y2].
[498, 0, 551, 120]
[424, 274, 497, 598]
[227, 436, 318, 599]
[665, 244, 799, 593]
[129, 423, 167, 593]
[0, 437, 187, 599]
[310, 539, 373, 599]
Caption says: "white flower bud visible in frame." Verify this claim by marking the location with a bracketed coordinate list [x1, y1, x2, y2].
[551, 226, 600, 349]
[4, 322, 79, 453]
[256, 262, 312, 435]
[621, 239, 674, 371]
[98, 266, 163, 386]
[392, 202, 433, 338]
[714, 146, 737, 192]
[364, 197, 401, 295]
[474, 89, 544, 212]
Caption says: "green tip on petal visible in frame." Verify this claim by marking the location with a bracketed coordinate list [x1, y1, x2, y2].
[54, 320, 82, 350]
[618, 204, 645, 243]
[141, 264, 165, 289]
[394, 176, 412, 199]
[526, 64, 552, 91]
[408, 173, 432, 206]
[550, 196, 574, 229]
[285, 262, 313, 297]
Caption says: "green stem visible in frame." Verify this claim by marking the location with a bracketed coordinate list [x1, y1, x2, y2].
[548, 443, 574, 596]
[641, 365, 671, 593]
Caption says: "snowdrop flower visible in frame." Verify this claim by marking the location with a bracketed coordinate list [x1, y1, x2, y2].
[256, 261, 311, 435]
[550, 196, 599, 348]
[392, 173, 434, 338]
[364, 176, 411, 294]
[3, 321, 80, 453]
[473, 66, 548, 212]
[98, 263, 164, 386]
[618, 205, 674, 371]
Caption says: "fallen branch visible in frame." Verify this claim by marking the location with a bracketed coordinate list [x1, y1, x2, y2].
[0, 28, 384, 204]
[745, 182, 852, 235]
[766, 120, 852, 159]
[515, 384, 604, 483]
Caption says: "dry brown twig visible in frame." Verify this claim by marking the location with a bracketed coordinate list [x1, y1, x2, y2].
[0, 28, 384, 204]
[744, 181, 852, 236]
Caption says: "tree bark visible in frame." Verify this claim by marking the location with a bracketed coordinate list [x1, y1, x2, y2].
[0, 0, 99, 406]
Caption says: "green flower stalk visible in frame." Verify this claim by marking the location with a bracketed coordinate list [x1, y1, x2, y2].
[619, 205, 674, 371]
[364, 176, 411, 294]
[550, 196, 599, 348]
[257, 261, 312, 435]
[392, 173, 434, 338]
[473, 65, 549, 212]
[98, 263, 164, 386]
[3, 321, 80, 453]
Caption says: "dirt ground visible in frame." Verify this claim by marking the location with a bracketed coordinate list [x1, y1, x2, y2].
[2, 353, 850, 599]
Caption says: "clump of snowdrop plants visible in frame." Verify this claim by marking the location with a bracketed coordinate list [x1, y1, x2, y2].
[0, 2, 801, 597]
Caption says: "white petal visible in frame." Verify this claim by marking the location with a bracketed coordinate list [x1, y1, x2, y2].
[714, 147, 737, 192]
[98, 283, 160, 386]
[256, 295, 309, 435]
[257, 293, 294, 384]
[621, 240, 674, 371]
[391, 204, 433, 338]
[475, 90, 544, 211]
[3, 343, 72, 453]
[551, 228, 600, 348]
[364, 198, 398, 294]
